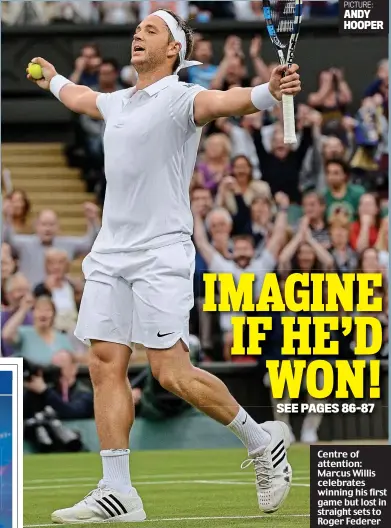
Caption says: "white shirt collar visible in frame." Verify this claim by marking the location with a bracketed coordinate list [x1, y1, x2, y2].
[123, 75, 179, 99]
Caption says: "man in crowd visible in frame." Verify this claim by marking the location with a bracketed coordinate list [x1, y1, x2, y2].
[3, 202, 100, 286]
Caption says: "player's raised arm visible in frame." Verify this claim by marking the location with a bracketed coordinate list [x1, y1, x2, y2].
[194, 64, 301, 126]
[26, 57, 102, 119]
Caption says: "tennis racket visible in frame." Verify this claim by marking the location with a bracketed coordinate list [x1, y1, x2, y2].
[263, 0, 303, 144]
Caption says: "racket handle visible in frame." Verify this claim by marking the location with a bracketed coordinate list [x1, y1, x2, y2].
[282, 94, 297, 144]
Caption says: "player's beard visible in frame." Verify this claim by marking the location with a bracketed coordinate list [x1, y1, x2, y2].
[132, 48, 168, 74]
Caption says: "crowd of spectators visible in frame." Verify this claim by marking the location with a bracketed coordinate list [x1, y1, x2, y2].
[1, 1, 339, 26]
[1, 10, 388, 442]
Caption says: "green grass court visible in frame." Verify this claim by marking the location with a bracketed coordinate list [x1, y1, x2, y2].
[24, 445, 310, 528]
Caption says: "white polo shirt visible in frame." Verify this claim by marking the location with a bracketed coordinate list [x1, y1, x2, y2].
[92, 75, 206, 253]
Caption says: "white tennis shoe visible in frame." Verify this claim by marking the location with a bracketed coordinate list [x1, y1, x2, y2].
[242, 421, 293, 513]
[51, 483, 146, 523]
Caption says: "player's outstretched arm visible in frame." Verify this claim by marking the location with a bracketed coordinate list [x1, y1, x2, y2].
[26, 57, 102, 120]
[194, 64, 301, 126]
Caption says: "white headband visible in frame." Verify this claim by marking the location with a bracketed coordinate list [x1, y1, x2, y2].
[152, 10, 202, 73]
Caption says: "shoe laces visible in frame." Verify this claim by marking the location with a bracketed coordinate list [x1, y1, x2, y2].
[82, 485, 106, 506]
[241, 454, 273, 490]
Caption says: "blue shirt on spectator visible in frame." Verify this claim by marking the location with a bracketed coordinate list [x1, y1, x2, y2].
[188, 64, 218, 89]
[12, 326, 73, 365]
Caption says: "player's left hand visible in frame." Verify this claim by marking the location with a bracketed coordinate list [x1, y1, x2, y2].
[269, 64, 301, 101]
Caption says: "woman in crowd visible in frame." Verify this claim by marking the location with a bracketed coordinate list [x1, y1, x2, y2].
[350, 193, 381, 252]
[2, 295, 74, 365]
[4, 190, 31, 234]
[196, 133, 231, 195]
[329, 215, 358, 274]
[33, 248, 78, 334]
[215, 155, 270, 216]
[278, 217, 334, 277]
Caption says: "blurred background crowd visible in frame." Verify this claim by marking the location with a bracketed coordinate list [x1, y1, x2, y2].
[1, 1, 388, 444]
[2, 0, 339, 25]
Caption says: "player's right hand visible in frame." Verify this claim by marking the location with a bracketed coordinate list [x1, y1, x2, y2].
[26, 57, 57, 91]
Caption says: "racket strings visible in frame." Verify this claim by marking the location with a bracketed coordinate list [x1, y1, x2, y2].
[271, 0, 296, 34]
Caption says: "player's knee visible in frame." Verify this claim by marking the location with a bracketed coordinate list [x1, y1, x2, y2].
[89, 341, 130, 387]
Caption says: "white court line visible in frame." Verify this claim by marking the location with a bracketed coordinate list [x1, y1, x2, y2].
[25, 470, 310, 484]
[24, 513, 310, 527]
[24, 479, 310, 491]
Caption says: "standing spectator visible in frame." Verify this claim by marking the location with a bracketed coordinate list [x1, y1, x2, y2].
[308, 68, 352, 135]
[349, 193, 380, 252]
[182, 39, 218, 88]
[2, 296, 74, 365]
[1, 273, 33, 358]
[301, 191, 330, 248]
[210, 36, 250, 90]
[323, 159, 365, 221]
[329, 215, 357, 274]
[251, 116, 314, 204]
[70, 43, 101, 87]
[3, 203, 100, 287]
[357, 247, 382, 274]
[197, 134, 231, 194]
[33, 249, 78, 334]
[232, 193, 274, 254]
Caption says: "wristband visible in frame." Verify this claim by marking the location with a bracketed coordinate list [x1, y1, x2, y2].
[50, 74, 74, 102]
[251, 83, 280, 111]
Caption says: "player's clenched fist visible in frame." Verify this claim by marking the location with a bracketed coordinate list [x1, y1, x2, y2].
[269, 64, 301, 101]
[26, 57, 57, 91]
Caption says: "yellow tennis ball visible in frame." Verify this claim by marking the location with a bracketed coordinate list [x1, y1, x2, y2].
[28, 62, 43, 80]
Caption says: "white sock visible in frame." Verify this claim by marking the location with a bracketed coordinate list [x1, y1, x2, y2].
[227, 407, 271, 456]
[100, 449, 133, 495]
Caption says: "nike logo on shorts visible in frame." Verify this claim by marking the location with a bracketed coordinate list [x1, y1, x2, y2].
[157, 331, 175, 338]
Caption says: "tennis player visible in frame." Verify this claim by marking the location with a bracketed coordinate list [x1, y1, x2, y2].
[28, 9, 301, 523]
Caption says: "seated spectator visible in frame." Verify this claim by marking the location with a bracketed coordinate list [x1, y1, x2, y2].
[279, 217, 334, 277]
[2, 295, 75, 365]
[1, 243, 16, 309]
[308, 68, 352, 135]
[301, 191, 330, 248]
[5, 189, 31, 234]
[375, 217, 389, 278]
[99, 2, 137, 24]
[350, 193, 380, 252]
[357, 246, 383, 273]
[34, 249, 78, 334]
[24, 350, 93, 421]
[1, 273, 33, 358]
[323, 159, 365, 222]
[70, 43, 101, 87]
[329, 215, 357, 274]
[181, 38, 218, 88]
[365, 59, 389, 117]
[3, 203, 100, 287]
[197, 134, 231, 195]
[215, 156, 270, 215]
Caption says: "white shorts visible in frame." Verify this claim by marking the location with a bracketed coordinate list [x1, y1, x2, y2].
[75, 240, 195, 350]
